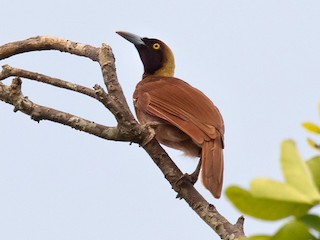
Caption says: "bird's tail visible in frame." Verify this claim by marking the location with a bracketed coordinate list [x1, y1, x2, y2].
[201, 137, 224, 198]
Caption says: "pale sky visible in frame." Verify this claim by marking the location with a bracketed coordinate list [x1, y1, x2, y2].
[1, 1, 320, 239]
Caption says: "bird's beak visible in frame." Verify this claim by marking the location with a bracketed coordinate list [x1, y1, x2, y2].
[116, 31, 145, 46]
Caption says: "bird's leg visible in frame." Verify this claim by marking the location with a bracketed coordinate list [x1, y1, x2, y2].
[175, 158, 202, 198]
[192, 157, 202, 182]
[183, 158, 202, 185]
[181, 158, 201, 185]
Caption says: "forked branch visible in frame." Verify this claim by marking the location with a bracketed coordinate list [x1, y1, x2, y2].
[0, 36, 246, 239]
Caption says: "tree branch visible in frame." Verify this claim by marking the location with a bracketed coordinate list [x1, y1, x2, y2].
[0, 78, 129, 142]
[97, 44, 138, 126]
[0, 65, 97, 99]
[0, 36, 246, 239]
[0, 36, 99, 61]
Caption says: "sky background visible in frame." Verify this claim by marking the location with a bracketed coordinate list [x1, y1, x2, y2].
[1, 1, 320, 239]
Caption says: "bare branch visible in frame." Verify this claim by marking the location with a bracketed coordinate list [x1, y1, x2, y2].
[0, 78, 130, 142]
[0, 65, 134, 136]
[142, 138, 246, 239]
[98, 44, 137, 124]
[0, 36, 246, 239]
[0, 36, 99, 61]
[0, 65, 97, 99]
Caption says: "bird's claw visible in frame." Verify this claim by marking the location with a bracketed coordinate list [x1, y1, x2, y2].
[174, 173, 199, 199]
[176, 173, 198, 186]
[174, 159, 202, 199]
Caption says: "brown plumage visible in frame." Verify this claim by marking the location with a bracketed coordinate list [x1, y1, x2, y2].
[117, 31, 225, 198]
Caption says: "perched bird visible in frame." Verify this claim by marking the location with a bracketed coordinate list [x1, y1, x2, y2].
[117, 31, 225, 198]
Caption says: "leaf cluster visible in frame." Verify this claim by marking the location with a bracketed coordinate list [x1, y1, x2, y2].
[227, 103, 320, 239]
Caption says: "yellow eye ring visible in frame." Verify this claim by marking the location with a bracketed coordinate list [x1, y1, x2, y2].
[152, 43, 161, 50]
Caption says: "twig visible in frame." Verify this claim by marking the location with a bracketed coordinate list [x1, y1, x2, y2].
[0, 36, 99, 61]
[0, 78, 130, 142]
[98, 44, 137, 124]
[0, 65, 97, 99]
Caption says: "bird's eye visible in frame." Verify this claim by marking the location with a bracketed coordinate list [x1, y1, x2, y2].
[152, 43, 161, 50]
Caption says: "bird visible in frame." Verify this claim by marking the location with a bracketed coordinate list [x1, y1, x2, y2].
[117, 31, 225, 198]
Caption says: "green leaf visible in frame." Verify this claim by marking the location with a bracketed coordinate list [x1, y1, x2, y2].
[281, 140, 320, 202]
[307, 138, 320, 151]
[302, 122, 320, 134]
[227, 140, 320, 221]
[226, 186, 312, 220]
[250, 179, 313, 204]
[247, 235, 271, 240]
[270, 220, 316, 240]
[298, 214, 320, 232]
[307, 156, 320, 190]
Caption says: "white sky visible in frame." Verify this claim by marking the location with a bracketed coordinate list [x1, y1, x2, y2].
[1, 1, 320, 239]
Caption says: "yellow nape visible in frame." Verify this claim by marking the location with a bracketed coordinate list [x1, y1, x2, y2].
[153, 44, 175, 77]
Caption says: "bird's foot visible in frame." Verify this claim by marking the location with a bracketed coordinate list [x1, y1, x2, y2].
[175, 173, 198, 199]
[175, 159, 202, 199]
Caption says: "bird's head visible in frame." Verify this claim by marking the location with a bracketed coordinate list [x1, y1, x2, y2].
[117, 31, 175, 78]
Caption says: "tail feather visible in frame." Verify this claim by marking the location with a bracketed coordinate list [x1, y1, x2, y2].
[201, 137, 224, 198]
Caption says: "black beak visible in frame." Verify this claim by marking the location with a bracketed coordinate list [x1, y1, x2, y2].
[116, 31, 145, 46]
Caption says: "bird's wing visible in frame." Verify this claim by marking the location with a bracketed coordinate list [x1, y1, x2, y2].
[134, 77, 224, 145]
